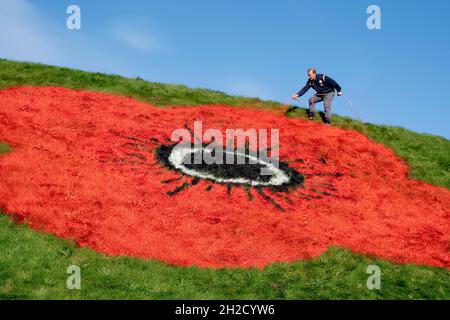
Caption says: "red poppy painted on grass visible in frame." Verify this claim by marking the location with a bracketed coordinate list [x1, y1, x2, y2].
[0, 86, 449, 269]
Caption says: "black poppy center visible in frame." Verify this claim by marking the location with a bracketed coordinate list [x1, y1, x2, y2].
[156, 143, 304, 192]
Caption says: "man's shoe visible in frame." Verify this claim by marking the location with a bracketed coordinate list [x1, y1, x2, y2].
[308, 112, 315, 120]
[324, 118, 332, 125]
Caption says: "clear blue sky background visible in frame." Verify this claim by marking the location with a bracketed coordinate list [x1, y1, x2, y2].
[1, 0, 449, 138]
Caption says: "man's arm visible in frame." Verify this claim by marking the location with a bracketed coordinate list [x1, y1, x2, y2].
[324, 75, 342, 94]
[292, 82, 310, 99]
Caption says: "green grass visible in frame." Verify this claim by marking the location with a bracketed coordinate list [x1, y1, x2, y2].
[0, 59, 449, 299]
[1, 59, 448, 188]
[363, 124, 450, 188]
[0, 143, 12, 154]
[1, 213, 448, 300]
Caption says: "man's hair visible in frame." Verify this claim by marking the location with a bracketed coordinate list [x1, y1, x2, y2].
[308, 67, 316, 74]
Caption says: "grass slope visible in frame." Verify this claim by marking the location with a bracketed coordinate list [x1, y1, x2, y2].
[0, 59, 449, 299]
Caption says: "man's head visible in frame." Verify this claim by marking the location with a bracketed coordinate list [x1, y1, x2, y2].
[308, 68, 317, 81]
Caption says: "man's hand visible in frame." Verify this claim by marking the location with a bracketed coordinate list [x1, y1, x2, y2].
[337, 91, 343, 96]
[292, 94, 299, 100]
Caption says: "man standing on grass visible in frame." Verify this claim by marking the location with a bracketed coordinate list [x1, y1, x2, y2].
[291, 68, 343, 124]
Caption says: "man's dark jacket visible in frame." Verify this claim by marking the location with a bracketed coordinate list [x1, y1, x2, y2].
[297, 74, 342, 97]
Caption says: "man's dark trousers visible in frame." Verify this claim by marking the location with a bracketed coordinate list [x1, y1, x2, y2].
[309, 92, 335, 122]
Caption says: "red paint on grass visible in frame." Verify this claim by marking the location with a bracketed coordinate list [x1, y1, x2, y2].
[0, 86, 449, 269]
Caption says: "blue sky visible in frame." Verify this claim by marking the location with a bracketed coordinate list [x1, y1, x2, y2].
[1, 0, 449, 138]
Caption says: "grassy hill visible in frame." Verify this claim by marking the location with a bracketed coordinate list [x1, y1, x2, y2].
[0, 59, 449, 299]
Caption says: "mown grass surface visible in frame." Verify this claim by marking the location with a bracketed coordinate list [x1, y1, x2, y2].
[0, 59, 449, 299]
